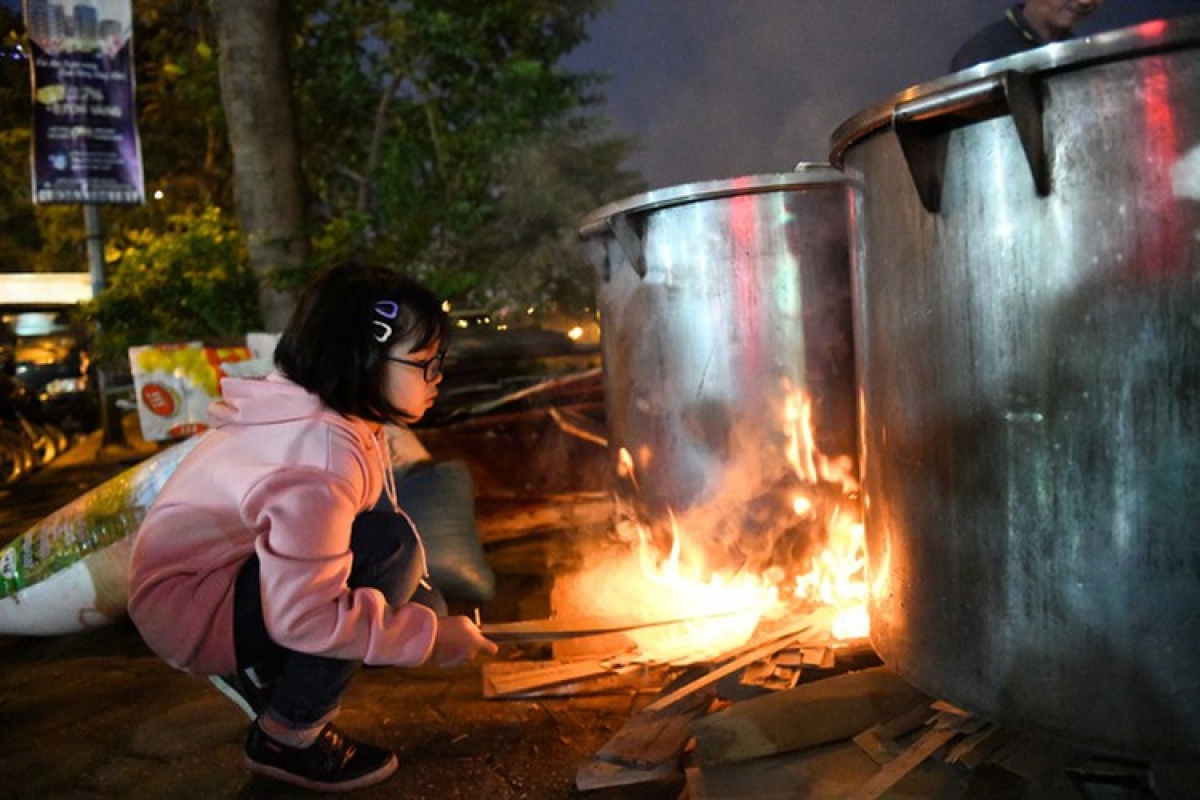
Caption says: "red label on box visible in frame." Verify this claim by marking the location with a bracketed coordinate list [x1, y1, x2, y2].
[140, 383, 176, 417]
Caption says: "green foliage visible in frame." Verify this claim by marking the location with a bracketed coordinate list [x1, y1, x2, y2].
[0, 9, 28, 132]
[0, 11, 37, 269]
[89, 207, 261, 366]
[289, 0, 643, 308]
[0, 128, 39, 267]
[445, 124, 644, 313]
[129, 0, 230, 211]
[4, 0, 645, 330]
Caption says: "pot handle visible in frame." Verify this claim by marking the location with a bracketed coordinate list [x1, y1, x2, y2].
[892, 70, 1048, 213]
[581, 214, 647, 283]
[607, 214, 648, 280]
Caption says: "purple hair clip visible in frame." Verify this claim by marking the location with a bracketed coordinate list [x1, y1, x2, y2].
[373, 300, 399, 343]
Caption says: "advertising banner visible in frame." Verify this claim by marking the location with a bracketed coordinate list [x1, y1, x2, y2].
[23, 0, 144, 205]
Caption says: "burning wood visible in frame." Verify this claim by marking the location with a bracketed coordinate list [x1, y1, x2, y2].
[474, 386, 925, 792]
[556, 386, 872, 663]
[642, 609, 833, 714]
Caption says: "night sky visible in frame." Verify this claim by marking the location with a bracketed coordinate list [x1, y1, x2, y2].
[566, 0, 1200, 189]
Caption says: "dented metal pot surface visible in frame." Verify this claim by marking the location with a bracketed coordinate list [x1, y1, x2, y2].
[578, 170, 855, 551]
[831, 15, 1200, 760]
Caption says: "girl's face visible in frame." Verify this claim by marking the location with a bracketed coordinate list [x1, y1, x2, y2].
[382, 338, 444, 422]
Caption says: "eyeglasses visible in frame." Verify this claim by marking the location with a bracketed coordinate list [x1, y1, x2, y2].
[384, 350, 446, 383]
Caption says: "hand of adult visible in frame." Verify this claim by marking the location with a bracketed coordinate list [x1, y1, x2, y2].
[431, 615, 498, 668]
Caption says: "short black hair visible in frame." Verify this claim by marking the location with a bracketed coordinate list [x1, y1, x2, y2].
[274, 261, 448, 423]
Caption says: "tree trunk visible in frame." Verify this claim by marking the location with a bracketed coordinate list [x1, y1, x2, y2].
[209, 0, 307, 332]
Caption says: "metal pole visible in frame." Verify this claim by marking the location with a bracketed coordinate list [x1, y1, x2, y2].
[84, 204, 105, 298]
[83, 204, 127, 449]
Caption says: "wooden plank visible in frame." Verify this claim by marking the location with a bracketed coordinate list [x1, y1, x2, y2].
[773, 648, 807, 668]
[642, 611, 832, 714]
[930, 699, 971, 717]
[482, 659, 624, 697]
[481, 660, 662, 699]
[481, 607, 759, 643]
[852, 702, 934, 765]
[684, 739, 884, 800]
[945, 724, 1009, 768]
[597, 667, 714, 769]
[596, 699, 711, 769]
[547, 405, 608, 447]
[575, 757, 680, 792]
[739, 658, 801, 692]
[843, 726, 958, 800]
[933, 712, 989, 736]
[690, 667, 930, 767]
[875, 701, 935, 742]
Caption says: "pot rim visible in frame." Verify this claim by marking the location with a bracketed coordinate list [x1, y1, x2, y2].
[577, 165, 846, 238]
[828, 12, 1200, 167]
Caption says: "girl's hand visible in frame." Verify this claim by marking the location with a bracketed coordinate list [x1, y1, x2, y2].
[431, 615, 498, 667]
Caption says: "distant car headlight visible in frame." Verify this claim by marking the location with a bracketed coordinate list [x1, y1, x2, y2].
[43, 376, 89, 395]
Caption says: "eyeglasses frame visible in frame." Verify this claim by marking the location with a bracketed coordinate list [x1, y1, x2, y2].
[384, 350, 446, 383]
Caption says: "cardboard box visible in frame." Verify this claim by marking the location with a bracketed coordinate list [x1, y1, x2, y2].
[128, 343, 253, 441]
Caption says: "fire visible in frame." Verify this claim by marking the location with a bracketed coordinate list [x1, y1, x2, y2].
[559, 387, 868, 662]
[550, 517, 777, 664]
[792, 513, 869, 640]
[782, 388, 869, 640]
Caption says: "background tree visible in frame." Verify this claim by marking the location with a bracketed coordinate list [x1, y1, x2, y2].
[288, 0, 644, 311]
[93, 206, 260, 362]
[135, 0, 231, 212]
[209, 0, 308, 332]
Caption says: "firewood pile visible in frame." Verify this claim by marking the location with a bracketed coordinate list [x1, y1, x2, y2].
[477, 602, 1146, 798]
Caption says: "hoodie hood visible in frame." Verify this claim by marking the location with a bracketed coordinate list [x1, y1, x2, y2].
[209, 372, 324, 426]
[210, 372, 379, 441]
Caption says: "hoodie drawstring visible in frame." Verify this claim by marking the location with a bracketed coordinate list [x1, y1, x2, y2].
[376, 429, 432, 589]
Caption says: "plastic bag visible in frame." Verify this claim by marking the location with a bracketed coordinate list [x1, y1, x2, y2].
[376, 459, 496, 604]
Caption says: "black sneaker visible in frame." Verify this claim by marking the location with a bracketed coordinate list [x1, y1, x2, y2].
[209, 668, 272, 720]
[244, 722, 398, 792]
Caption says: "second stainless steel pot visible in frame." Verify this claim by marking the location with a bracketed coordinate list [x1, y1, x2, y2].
[831, 14, 1200, 761]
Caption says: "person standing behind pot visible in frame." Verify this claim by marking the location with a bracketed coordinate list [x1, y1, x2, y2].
[951, 0, 1105, 71]
[128, 261, 497, 793]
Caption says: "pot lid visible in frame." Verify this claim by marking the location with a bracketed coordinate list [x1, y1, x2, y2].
[829, 12, 1200, 166]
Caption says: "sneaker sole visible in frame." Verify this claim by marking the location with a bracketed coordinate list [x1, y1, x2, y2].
[244, 752, 398, 792]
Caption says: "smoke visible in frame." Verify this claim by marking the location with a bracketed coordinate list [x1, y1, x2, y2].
[567, 0, 1200, 189]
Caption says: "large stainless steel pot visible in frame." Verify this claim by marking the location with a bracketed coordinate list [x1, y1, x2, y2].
[831, 15, 1200, 760]
[578, 170, 854, 567]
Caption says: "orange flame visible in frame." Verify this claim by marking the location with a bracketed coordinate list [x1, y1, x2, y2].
[783, 387, 868, 640]
[560, 514, 776, 663]
[792, 512, 869, 640]
[563, 388, 867, 661]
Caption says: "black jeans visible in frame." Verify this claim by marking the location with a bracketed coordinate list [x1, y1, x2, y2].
[230, 510, 444, 727]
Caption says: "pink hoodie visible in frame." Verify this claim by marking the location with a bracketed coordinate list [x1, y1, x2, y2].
[127, 373, 437, 676]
